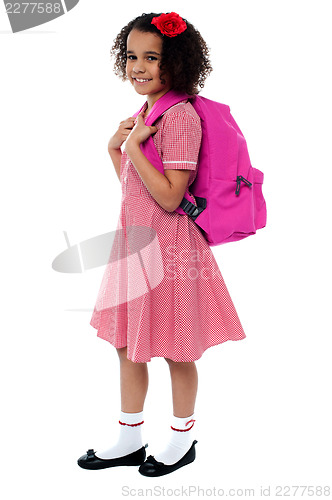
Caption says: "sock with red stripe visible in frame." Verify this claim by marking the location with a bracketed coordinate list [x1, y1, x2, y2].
[154, 414, 196, 465]
[95, 410, 144, 459]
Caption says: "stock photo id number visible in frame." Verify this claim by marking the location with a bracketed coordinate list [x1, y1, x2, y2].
[3, 0, 79, 32]
[121, 484, 331, 497]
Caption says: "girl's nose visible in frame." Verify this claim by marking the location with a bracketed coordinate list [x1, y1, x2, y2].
[132, 59, 145, 73]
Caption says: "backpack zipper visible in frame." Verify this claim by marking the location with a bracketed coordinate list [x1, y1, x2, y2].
[235, 175, 252, 196]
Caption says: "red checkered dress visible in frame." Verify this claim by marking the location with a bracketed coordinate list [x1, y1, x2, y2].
[90, 100, 246, 362]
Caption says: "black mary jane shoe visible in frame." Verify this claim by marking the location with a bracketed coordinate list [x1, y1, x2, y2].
[138, 440, 198, 477]
[77, 444, 148, 470]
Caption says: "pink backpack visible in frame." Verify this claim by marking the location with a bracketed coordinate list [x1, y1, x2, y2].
[133, 89, 267, 246]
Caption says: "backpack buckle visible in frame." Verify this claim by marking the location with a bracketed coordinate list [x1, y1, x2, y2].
[235, 175, 252, 196]
[179, 197, 206, 221]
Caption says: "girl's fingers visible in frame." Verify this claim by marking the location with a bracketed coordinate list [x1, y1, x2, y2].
[120, 117, 135, 128]
[135, 113, 144, 124]
[120, 117, 135, 123]
[120, 119, 135, 131]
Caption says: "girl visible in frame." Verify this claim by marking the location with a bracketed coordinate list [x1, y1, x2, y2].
[78, 12, 246, 477]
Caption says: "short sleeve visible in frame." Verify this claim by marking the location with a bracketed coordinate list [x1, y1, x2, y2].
[160, 108, 202, 171]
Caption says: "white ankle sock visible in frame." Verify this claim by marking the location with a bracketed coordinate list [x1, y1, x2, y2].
[95, 410, 144, 459]
[154, 414, 196, 465]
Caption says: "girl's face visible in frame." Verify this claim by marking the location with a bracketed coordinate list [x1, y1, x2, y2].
[126, 29, 172, 102]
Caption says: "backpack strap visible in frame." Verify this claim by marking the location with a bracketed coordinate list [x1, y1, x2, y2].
[133, 89, 190, 125]
[132, 89, 206, 221]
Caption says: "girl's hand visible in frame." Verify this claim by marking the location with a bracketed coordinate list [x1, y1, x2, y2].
[108, 117, 136, 151]
[125, 112, 158, 149]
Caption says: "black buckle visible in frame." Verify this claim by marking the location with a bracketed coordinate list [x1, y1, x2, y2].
[179, 196, 206, 221]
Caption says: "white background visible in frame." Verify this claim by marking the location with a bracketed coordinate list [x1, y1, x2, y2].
[1, 1, 331, 498]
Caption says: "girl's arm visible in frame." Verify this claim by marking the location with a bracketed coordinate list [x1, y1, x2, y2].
[125, 112, 192, 212]
[108, 117, 135, 182]
[125, 139, 191, 212]
[108, 146, 122, 181]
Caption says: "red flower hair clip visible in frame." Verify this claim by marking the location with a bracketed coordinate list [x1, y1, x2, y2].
[151, 12, 187, 38]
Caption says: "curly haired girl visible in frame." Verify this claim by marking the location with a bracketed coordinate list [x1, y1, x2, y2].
[78, 12, 246, 477]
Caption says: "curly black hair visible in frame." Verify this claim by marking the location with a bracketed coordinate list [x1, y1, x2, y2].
[110, 12, 213, 95]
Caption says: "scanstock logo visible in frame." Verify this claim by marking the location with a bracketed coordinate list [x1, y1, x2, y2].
[4, 1, 80, 33]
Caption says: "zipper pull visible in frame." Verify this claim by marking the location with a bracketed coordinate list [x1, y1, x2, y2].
[241, 176, 252, 188]
[235, 176, 242, 195]
[235, 175, 252, 196]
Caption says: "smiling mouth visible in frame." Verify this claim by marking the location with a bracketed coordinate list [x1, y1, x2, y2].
[133, 78, 152, 83]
